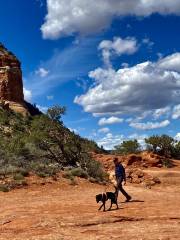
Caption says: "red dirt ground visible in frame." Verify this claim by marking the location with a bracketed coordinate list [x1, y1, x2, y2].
[0, 160, 180, 240]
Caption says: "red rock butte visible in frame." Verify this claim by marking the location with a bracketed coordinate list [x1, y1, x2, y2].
[0, 43, 40, 116]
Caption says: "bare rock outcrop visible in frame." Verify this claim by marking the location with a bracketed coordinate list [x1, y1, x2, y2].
[0, 43, 39, 116]
[92, 152, 162, 187]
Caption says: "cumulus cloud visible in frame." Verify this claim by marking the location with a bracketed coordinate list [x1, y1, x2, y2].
[172, 104, 180, 119]
[74, 52, 180, 116]
[96, 132, 147, 150]
[23, 87, 32, 102]
[158, 53, 180, 72]
[128, 133, 148, 148]
[98, 116, 123, 126]
[41, 0, 180, 39]
[129, 120, 170, 130]
[97, 132, 124, 150]
[98, 37, 138, 66]
[98, 127, 110, 133]
[175, 132, 180, 141]
[35, 67, 49, 77]
[36, 105, 48, 113]
[153, 106, 171, 119]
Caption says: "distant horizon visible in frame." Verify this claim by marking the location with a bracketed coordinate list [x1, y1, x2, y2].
[0, 0, 180, 149]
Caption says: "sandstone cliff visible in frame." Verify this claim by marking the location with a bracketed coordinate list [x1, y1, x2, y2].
[0, 43, 39, 116]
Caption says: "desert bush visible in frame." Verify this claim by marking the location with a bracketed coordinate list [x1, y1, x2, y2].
[70, 167, 88, 179]
[89, 177, 99, 183]
[114, 139, 141, 155]
[31, 162, 59, 178]
[86, 159, 107, 182]
[0, 105, 106, 186]
[162, 158, 173, 168]
[0, 184, 9, 192]
[62, 171, 74, 180]
[69, 178, 78, 186]
[13, 173, 24, 181]
[17, 168, 29, 177]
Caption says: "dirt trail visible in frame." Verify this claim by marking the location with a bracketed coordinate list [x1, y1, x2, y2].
[0, 165, 180, 240]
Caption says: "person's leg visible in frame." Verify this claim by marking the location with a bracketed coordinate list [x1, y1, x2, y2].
[117, 177, 131, 201]
[119, 184, 131, 200]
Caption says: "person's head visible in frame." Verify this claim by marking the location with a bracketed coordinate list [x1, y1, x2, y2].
[113, 157, 119, 165]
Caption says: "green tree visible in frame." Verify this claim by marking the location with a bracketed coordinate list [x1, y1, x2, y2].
[47, 105, 66, 122]
[145, 135, 175, 157]
[145, 135, 161, 153]
[114, 139, 140, 155]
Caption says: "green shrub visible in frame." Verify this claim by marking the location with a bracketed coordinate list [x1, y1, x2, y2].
[31, 162, 59, 177]
[69, 178, 78, 186]
[70, 168, 88, 179]
[11, 180, 28, 188]
[62, 171, 73, 179]
[0, 184, 9, 192]
[162, 158, 173, 168]
[18, 168, 29, 177]
[13, 173, 24, 181]
[86, 159, 107, 182]
[4, 165, 19, 175]
[37, 172, 48, 178]
[89, 177, 98, 183]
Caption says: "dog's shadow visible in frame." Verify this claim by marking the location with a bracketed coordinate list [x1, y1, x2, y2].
[121, 199, 144, 204]
[107, 207, 123, 212]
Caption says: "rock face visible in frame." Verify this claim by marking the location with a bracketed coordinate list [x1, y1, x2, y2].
[0, 43, 38, 116]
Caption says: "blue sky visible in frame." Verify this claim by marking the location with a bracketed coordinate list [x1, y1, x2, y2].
[0, 0, 180, 149]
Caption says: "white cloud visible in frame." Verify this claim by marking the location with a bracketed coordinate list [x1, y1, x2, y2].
[153, 106, 171, 119]
[97, 132, 124, 150]
[98, 116, 123, 126]
[172, 104, 180, 119]
[128, 133, 148, 148]
[121, 63, 129, 68]
[47, 95, 54, 100]
[68, 127, 78, 134]
[41, 0, 180, 39]
[98, 37, 138, 66]
[96, 132, 147, 150]
[35, 67, 49, 77]
[25, 38, 100, 96]
[142, 38, 154, 49]
[175, 133, 180, 141]
[75, 52, 180, 116]
[130, 120, 170, 130]
[23, 87, 32, 102]
[98, 127, 110, 134]
[158, 53, 180, 72]
[36, 105, 48, 113]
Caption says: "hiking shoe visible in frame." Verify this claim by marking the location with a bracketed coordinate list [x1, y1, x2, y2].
[125, 196, 132, 202]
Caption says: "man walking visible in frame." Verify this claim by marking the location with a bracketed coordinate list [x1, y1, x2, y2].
[114, 157, 131, 202]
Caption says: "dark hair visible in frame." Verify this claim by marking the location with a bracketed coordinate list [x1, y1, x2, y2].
[113, 157, 118, 163]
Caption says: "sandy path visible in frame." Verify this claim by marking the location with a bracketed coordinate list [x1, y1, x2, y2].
[0, 168, 180, 240]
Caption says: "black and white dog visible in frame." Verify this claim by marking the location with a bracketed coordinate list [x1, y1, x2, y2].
[96, 187, 118, 211]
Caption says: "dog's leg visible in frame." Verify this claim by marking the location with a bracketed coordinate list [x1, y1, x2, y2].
[116, 201, 119, 209]
[98, 203, 104, 211]
[103, 201, 106, 212]
[108, 200, 112, 211]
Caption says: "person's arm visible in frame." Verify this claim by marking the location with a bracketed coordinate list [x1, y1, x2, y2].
[122, 165, 126, 185]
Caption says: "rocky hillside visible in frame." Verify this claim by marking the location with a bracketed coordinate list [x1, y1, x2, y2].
[92, 151, 168, 188]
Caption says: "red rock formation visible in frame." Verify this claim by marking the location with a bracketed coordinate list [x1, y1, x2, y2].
[0, 43, 36, 116]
